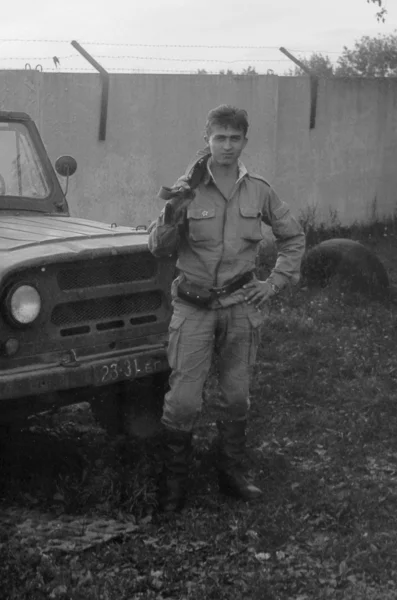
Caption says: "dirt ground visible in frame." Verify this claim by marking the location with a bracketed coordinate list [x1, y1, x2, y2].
[1, 235, 397, 600]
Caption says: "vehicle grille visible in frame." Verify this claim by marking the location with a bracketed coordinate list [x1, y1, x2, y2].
[1, 247, 173, 358]
[57, 254, 156, 290]
[50, 252, 167, 337]
[51, 291, 162, 326]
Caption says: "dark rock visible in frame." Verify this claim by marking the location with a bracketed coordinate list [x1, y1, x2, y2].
[301, 238, 390, 295]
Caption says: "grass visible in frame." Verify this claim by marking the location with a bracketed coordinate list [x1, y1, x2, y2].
[297, 203, 397, 249]
[1, 223, 397, 599]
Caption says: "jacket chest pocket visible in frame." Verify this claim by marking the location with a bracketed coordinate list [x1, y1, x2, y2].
[187, 207, 217, 242]
[239, 205, 263, 241]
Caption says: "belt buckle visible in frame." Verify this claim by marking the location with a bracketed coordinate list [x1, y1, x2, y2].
[210, 285, 227, 297]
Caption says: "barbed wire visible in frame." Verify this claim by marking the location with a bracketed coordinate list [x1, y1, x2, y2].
[0, 39, 70, 43]
[1, 55, 76, 61]
[0, 38, 343, 53]
[93, 55, 291, 63]
[82, 43, 342, 53]
[0, 66, 283, 74]
[1, 55, 292, 63]
[85, 45, 343, 54]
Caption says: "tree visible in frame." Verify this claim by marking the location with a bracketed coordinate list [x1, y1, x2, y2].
[219, 66, 259, 76]
[196, 66, 258, 76]
[286, 53, 335, 77]
[241, 66, 258, 76]
[367, 0, 387, 22]
[284, 31, 397, 78]
[336, 32, 397, 77]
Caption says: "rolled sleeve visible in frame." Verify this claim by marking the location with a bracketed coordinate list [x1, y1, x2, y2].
[148, 171, 191, 258]
[148, 209, 181, 258]
[262, 186, 306, 288]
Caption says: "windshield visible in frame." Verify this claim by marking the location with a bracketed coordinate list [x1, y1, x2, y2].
[0, 122, 50, 199]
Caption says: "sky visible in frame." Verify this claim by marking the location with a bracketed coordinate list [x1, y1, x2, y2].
[0, 0, 396, 75]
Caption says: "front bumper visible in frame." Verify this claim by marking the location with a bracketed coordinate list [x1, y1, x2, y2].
[0, 344, 169, 401]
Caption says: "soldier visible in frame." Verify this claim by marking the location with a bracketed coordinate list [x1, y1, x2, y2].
[149, 104, 305, 512]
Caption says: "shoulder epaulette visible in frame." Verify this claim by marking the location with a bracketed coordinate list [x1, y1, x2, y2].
[248, 172, 272, 187]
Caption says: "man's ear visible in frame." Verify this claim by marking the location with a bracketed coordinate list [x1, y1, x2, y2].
[243, 137, 248, 149]
[204, 134, 209, 145]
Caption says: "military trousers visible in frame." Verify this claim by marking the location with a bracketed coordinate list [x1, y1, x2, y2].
[162, 298, 265, 433]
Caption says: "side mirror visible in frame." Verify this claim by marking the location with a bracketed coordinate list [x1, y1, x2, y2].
[55, 155, 77, 177]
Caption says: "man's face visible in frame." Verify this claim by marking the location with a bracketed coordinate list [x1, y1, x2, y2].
[205, 125, 247, 168]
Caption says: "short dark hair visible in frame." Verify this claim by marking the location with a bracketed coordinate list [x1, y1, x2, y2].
[205, 105, 249, 138]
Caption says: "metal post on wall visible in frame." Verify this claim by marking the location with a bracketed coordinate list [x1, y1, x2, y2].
[279, 46, 319, 130]
[71, 40, 109, 141]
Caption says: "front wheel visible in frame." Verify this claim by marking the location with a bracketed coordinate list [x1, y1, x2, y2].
[90, 372, 170, 438]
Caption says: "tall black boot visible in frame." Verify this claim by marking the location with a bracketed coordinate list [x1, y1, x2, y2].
[158, 426, 192, 512]
[217, 420, 262, 501]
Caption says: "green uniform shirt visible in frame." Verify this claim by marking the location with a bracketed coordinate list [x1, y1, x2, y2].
[149, 159, 306, 307]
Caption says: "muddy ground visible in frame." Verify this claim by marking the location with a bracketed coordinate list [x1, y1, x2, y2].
[1, 235, 397, 600]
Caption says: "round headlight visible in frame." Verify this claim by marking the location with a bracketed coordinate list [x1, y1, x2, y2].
[9, 285, 41, 325]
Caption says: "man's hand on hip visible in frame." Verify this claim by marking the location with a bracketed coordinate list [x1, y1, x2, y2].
[243, 280, 276, 308]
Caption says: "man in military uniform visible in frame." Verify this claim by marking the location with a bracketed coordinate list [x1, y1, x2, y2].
[149, 105, 305, 512]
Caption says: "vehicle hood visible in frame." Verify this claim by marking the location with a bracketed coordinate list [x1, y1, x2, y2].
[0, 215, 149, 250]
[0, 215, 152, 280]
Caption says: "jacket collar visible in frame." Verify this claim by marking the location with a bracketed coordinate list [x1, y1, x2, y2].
[204, 157, 248, 186]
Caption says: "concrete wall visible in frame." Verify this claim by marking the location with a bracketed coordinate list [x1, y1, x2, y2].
[1, 70, 397, 227]
[276, 76, 397, 224]
[0, 71, 278, 227]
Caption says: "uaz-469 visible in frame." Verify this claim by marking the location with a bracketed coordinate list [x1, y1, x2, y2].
[0, 111, 174, 432]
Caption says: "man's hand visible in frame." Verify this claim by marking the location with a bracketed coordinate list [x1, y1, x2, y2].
[164, 182, 195, 224]
[242, 280, 275, 308]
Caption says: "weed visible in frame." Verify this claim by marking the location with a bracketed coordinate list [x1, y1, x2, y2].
[1, 233, 397, 599]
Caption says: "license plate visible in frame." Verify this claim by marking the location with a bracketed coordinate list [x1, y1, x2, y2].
[93, 355, 167, 386]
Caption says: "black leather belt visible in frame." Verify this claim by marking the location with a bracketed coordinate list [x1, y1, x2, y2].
[210, 271, 254, 298]
[177, 271, 254, 308]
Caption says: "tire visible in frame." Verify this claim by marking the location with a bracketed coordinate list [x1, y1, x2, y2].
[90, 372, 170, 438]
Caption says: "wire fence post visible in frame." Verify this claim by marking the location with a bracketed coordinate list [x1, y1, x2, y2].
[71, 40, 109, 141]
[279, 46, 318, 130]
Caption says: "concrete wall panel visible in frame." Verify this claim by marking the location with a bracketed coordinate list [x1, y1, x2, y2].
[1, 71, 396, 227]
[276, 76, 397, 224]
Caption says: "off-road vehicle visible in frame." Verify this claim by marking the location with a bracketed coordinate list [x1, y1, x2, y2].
[0, 111, 174, 432]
